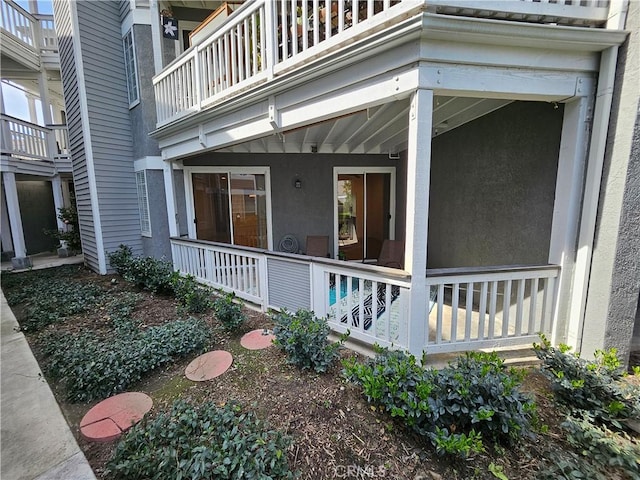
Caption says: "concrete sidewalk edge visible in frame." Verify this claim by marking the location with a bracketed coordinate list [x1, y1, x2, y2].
[1, 289, 96, 480]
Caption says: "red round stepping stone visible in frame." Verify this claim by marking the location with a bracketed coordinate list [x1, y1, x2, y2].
[80, 392, 152, 442]
[185, 350, 233, 381]
[241, 329, 276, 350]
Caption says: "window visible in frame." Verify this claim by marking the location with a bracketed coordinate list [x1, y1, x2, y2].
[188, 168, 271, 249]
[122, 29, 139, 106]
[136, 170, 151, 236]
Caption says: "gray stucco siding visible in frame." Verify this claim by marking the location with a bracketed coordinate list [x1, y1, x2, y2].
[427, 101, 562, 268]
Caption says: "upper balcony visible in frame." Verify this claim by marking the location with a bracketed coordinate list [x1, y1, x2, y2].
[153, 0, 617, 128]
[1, 0, 59, 72]
[0, 114, 71, 176]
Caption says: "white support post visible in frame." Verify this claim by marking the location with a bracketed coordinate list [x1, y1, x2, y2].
[263, 0, 277, 80]
[150, 0, 163, 74]
[405, 88, 433, 356]
[1, 183, 14, 253]
[567, 46, 620, 351]
[2, 172, 31, 267]
[547, 94, 593, 345]
[163, 160, 179, 237]
[50, 175, 69, 254]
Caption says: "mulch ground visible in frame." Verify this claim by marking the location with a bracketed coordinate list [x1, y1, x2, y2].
[5, 265, 639, 480]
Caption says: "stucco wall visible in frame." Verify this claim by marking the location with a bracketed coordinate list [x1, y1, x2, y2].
[141, 170, 171, 259]
[582, 1, 640, 364]
[426, 101, 563, 268]
[183, 153, 400, 257]
[131, 25, 160, 159]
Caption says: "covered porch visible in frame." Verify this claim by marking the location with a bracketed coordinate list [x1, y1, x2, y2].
[151, 1, 628, 356]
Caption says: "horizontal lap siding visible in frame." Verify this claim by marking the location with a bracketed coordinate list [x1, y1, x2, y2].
[54, 0, 100, 271]
[76, 1, 142, 262]
[267, 259, 311, 312]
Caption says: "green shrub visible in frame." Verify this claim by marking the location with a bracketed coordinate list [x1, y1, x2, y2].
[43, 201, 82, 252]
[272, 309, 349, 373]
[16, 279, 103, 332]
[105, 292, 142, 334]
[172, 274, 213, 314]
[562, 412, 640, 478]
[537, 450, 608, 480]
[42, 318, 211, 402]
[213, 292, 245, 330]
[107, 245, 177, 295]
[533, 335, 640, 425]
[107, 400, 295, 480]
[343, 348, 535, 457]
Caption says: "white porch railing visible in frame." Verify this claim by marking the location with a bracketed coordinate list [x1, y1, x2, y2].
[170, 238, 559, 355]
[425, 265, 560, 353]
[1, 0, 35, 47]
[48, 123, 70, 155]
[171, 238, 266, 307]
[153, 0, 612, 126]
[1, 114, 70, 164]
[0, 1, 58, 51]
[2, 114, 49, 160]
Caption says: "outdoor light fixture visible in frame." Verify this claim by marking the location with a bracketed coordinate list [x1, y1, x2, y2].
[294, 178, 302, 189]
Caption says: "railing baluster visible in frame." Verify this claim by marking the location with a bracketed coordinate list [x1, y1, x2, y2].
[436, 283, 444, 344]
[488, 280, 498, 339]
[515, 279, 525, 336]
[451, 283, 459, 342]
[528, 277, 539, 334]
[478, 281, 487, 339]
[465, 282, 473, 341]
[502, 279, 512, 338]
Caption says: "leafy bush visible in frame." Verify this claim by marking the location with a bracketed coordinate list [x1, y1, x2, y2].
[173, 274, 213, 314]
[272, 309, 349, 373]
[213, 292, 245, 330]
[16, 279, 103, 332]
[562, 412, 640, 478]
[42, 318, 211, 402]
[43, 200, 82, 252]
[107, 245, 177, 295]
[533, 335, 640, 425]
[105, 292, 142, 334]
[107, 400, 295, 480]
[343, 348, 535, 457]
[537, 450, 608, 480]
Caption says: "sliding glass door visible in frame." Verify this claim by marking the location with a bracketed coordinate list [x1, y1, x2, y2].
[190, 169, 270, 249]
[335, 168, 395, 261]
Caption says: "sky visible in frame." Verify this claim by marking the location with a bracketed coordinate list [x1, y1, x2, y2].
[2, 1, 54, 123]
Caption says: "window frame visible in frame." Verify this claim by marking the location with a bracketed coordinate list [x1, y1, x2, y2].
[183, 166, 273, 250]
[136, 170, 152, 237]
[122, 28, 140, 108]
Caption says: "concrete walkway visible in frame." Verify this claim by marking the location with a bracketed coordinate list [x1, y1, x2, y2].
[1, 267, 95, 479]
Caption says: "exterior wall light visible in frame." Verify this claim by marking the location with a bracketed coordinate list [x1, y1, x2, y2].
[294, 178, 302, 189]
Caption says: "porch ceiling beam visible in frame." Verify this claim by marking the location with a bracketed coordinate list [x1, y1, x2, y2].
[378, 128, 409, 156]
[432, 98, 514, 137]
[358, 104, 411, 153]
[278, 66, 418, 136]
[346, 101, 409, 152]
[420, 63, 582, 100]
[339, 104, 393, 147]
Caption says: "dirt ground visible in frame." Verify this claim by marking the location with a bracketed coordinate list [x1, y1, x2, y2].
[6, 266, 639, 480]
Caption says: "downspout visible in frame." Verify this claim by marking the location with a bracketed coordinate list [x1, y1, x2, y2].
[567, 44, 621, 351]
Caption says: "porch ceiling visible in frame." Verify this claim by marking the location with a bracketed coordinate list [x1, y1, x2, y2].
[215, 96, 513, 155]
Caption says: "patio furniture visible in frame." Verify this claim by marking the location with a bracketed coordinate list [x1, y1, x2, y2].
[376, 239, 404, 269]
[305, 235, 330, 257]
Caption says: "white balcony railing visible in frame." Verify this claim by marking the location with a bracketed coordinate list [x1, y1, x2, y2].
[1, 114, 69, 163]
[0, 0, 58, 52]
[154, 0, 612, 126]
[170, 238, 559, 355]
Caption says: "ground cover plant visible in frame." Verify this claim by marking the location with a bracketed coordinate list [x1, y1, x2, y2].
[343, 348, 536, 457]
[3, 264, 640, 480]
[272, 309, 349, 373]
[107, 400, 295, 480]
[534, 336, 640, 479]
